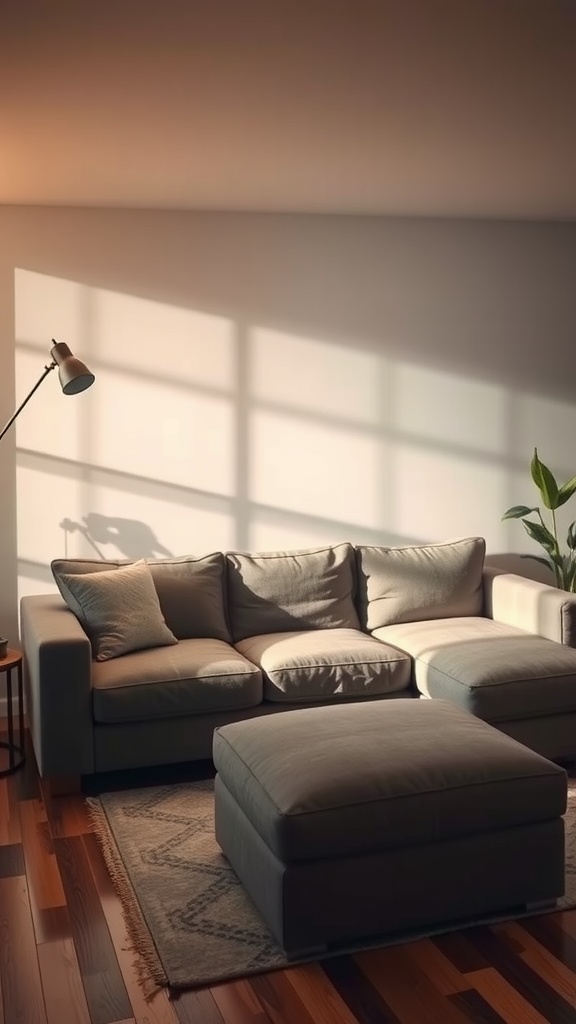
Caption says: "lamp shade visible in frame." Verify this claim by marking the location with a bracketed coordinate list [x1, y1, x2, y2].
[50, 341, 95, 395]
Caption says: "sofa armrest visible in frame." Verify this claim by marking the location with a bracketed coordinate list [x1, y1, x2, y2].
[482, 567, 576, 646]
[20, 594, 95, 777]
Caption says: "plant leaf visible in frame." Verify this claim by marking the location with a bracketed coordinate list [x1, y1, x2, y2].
[560, 555, 576, 592]
[531, 449, 559, 509]
[502, 505, 538, 520]
[548, 552, 566, 587]
[547, 550, 565, 569]
[564, 566, 576, 593]
[567, 522, 576, 551]
[521, 518, 558, 554]
[567, 559, 576, 592]
[556, 475, 576, 508]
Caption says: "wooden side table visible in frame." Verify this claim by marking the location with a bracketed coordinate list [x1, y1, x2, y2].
[0, 648, 25, 776]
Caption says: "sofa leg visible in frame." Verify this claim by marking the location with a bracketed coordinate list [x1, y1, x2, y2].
[44, 775, 82, 798]
[525, 898, 557, 912]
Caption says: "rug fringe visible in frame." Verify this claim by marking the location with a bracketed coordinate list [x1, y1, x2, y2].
[85, 796, 168, 998]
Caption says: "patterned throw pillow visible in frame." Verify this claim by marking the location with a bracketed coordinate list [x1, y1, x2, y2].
[53, 558, 178, 661]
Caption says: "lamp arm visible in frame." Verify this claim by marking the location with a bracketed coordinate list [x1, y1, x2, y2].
[0, 360, 57, 442]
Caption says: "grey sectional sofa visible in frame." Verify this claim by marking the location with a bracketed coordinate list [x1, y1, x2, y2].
[19, 536, 576, 784]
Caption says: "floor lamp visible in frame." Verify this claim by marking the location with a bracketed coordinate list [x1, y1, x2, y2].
[0, 340, 96, 653]
[0, 340, 96, 442]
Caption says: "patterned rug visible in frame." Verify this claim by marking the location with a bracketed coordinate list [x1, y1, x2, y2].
[87, 776, 576, 993]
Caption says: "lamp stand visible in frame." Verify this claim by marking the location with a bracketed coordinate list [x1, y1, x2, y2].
[0, 360, 57, 443]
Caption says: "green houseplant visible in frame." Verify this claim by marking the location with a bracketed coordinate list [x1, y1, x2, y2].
[502, 448, 576, 592]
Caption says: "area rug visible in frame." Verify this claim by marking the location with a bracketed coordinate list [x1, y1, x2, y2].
[87, 777, 576, 993]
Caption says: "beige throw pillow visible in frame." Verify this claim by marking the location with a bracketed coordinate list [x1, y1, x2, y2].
[356, 537, 486, 631]
[54, 559, 178, 661]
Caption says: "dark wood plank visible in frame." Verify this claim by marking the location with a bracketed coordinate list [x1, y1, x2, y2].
[282, 962, 360, 1024]
[321, 955, 403, 1024]
[466, 925, 576, 1023]
[37, 937, 92, 1024]
[433, 930, 491, 973]
[13, 738, 41, 801]
[53, 834, 133, 1024]
[0, 776, 21, 845]
[0, 875, 47, 1024]
[82, 830, 176, 1024]
[171, 987, 226, 1024]
[447, 988, 508, 1023]
[554, 910, 576, 940]
[34, 905, 75, 945]
[357, 947, 472, 1024]
[0, 842, 25, 878]
[496, 920, 576, 1004]
[210, 978, 274, 1024]
[401, 937, 470, 995]
[81, 970, 135, 1024]
[469, 966, 550, 1024]
[249, 971, 319, 1024]
[41, 786, 88, 839]
[20, 798, 68, 940]
[522, 913, 576, 972]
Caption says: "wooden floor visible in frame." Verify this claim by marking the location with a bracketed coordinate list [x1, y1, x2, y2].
[2, 732, 576, 1024]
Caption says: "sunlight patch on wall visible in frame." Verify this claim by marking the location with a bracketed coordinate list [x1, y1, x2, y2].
[394, 363, 506, 455]
[14, 269, 238, 598]
[250, 410, 382, 529]
[393, 443, 507, 548]
[91, 368, 234, 494]
[95, 288, 235, 389]
[251, 327, 383, 423]
[18, 573, 58, 600]
[14, 268, 576, 591]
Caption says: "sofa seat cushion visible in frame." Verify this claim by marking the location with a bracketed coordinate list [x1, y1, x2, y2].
[235, 627, 412, 703]
[374, 617, 576, 722]
[213, 699, 567, 863]
[91, 638, 262, 724]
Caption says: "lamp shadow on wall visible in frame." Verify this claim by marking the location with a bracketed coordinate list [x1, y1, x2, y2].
[60, 514, 173, 560]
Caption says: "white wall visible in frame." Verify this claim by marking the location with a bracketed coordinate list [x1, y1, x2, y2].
[1, 206, 576, 650]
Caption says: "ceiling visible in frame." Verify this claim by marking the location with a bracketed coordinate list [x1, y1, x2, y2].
[2, 0, 576, 219]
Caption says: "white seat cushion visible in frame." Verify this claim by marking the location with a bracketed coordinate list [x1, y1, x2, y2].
[374, 616, 576, 722]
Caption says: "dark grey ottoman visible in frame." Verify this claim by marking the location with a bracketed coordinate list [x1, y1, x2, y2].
[213, 699, 567, 958]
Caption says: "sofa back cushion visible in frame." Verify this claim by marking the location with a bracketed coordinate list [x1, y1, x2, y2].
[51, 552, 231, 642]
[356, 536, 486, 631]
[226, 543, 360, 642]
